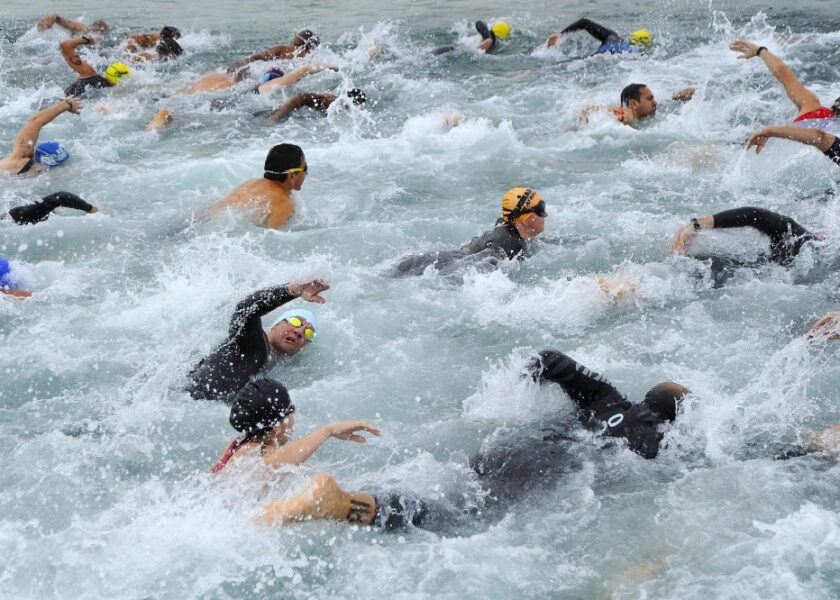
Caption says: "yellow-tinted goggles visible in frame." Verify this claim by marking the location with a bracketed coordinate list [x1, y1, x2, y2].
[285, 316, 314, 341]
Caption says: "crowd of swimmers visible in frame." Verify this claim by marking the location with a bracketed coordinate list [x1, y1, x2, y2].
[5, 14, 840, 534]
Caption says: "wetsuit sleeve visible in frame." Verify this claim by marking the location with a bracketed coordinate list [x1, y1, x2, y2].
[460, 225, 524, 260]
[560, 18, 619, 44]
[7, 192, 93, 225]
[712, 206, 812, 264]
[824, 136, 840, 166]
[531, 350, 631, 419]
[228, 285, 297, 336]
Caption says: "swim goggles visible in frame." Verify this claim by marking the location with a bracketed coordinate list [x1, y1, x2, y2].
[264, 164, 308, 177]
[284, 316, 315, 341]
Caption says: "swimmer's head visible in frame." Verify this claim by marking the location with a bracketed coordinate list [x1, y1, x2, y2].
[103, 62, 131, 85]
[629, 29, 652, 47]
[502, 187, 547, 238]
[0, 257, 18, 290]
[91, 20, 111, 34]
[230, 379, 295, 441]
[491, 21, 512, 40]
[642, 382, 690, 422]
[156, 38, 183, 59]
[620, 83, 657, 117]
[346, 88, 367, 105]
[34, 141, 69, 168]
[264, 143, 307, 188]
[293, 29, 320, 51]
[267, 308, 316, 355]
[160, 25, 182, 40]
[260, 67, 285, 83]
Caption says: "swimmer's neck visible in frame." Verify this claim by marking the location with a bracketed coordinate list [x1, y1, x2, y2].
[263, 177, 295, 195]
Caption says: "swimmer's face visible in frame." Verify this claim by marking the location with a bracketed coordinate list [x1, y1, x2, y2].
[267, 317, 313, 355]
[268, 414, 294, 445]
[632, 86, 657, 118]
[515, 213, 545, 238]
[289, 156, 307, 191]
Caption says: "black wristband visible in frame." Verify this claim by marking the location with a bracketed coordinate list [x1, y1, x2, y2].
[756, 46, 767, 57]
[691, 218, 701, 230]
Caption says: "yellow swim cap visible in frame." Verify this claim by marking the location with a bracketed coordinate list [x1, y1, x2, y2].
[501, 187, 545, 224]
[629, 29, 652, 46]
[103, 62, 131, 85]
[491, 21, 512, 40]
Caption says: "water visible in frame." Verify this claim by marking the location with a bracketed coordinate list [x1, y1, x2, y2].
[2, 1, 840, 598]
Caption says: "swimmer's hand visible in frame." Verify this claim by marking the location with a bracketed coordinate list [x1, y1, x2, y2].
[327, 421, 382, 443]
[672, 87, 695, 102]
[730, 40, 762, 60]
[88, 206, 99, 214]
[288, 278, 330, 304]
[744, 128, 770, 154]
[807, 311, 840, 340]
[669, 224, 697, 254]
[1, 289, 32, 299]
[80, 34, 99, 45]
[546, 33, 563, 47]
[64, 97, 83, 114]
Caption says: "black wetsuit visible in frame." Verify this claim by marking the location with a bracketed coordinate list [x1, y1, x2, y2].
[561, 18, 622, 45]
[390, 223, 527, 277]
[186, 285, 297, 402]
[2, 192, 92, 225]
[64, 75, 112, 98]
[823, 136, 840, 167]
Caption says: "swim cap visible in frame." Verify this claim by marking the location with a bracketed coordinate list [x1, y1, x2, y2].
[629, 29, 652, 46]
[491, 22, 511, 39]
[160, 25, 181, 40]
[230, 379, 295, 439]
[272, 308, 317, 332]
[641, 382, 689, 422]
[264, 143, 304, 181]
[34, 141, 69, 167]
[260, 67, 285, 83]
[156, 38, 183, 58]
[501, 187, 546, 224]
[103, 62, 131, 85]
[0, 257, 17, 289]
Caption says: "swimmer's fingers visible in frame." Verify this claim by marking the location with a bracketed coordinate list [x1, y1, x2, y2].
[669, 226, 693, 254]
[744, 132, 767, 154]
[730, 40, 758, 59]
[291, 278, 330, 303]
[64, 97, 83, 114]
[330, 421, 382, 442]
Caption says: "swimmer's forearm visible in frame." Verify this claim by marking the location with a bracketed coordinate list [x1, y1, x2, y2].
[762, 126, 835, 151]
[262, 427, 332, 467]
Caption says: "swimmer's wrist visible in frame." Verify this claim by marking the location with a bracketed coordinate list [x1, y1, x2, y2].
[756, 46, 767, 57]
[691, 218, 702, 230]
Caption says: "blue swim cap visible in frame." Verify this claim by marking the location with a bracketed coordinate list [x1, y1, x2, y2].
[272, 308, 317, 331]
[0, 257, 19, 290]
[34, 141, 69, 168]
[260, 67, 285, 83]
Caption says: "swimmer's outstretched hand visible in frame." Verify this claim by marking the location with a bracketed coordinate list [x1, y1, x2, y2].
[671, 87, 695, 102]
[546, 33, 562, 47]
[327, 420, 382, 443]
[744, 128, 770, 154]
[669, 224, 696, 254]
[730, 40, 761, 60]
[288, 278, 330, 304]
[64, 97, 83, 114]
[807, 311, 840, 340]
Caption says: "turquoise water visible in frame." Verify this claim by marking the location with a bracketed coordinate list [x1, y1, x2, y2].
[2, 1, 840, 598]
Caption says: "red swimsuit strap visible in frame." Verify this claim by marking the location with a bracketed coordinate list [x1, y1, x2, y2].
[793, 107, 834, 123]
[211, 436, 248, 474]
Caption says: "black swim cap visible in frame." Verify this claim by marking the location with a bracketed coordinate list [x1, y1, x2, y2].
[157, 38, 183, 58]
[641, 382, 689, 422]
[347, 88, 367, 105]
[264, 143, 304, 181]
[160, 26, 181, 39]
[230, 379, 295, 439]
[295, 30, 320, 50]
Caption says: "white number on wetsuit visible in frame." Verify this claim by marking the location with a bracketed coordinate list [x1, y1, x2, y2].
[607, 414, 624, 428]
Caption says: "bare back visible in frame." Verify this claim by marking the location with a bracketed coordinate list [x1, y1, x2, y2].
[182, 72, 236, 94]
[211, 178, 294, 228]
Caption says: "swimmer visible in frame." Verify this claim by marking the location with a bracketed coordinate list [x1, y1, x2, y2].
[389, 187, 547, 277]
[807, 312, 840, 340]
[259, 89, 366, 123]
[181, 63, 338, 95]
[730, 40, 840, 124]
[226, 30, 321, 73]
[0, 98, 81, 175]
[744, 125, 840, 167]
[581, 83, 695, 126]
[186, 278, 328, 402]
[0, 257, 31, 298]
[145, 109, 173, 131]
[1, 192, 97, 225]
[208, 143, 307, 229]
[125, 25, 181, 52]
[36, 14, 110, 35]
[60, 36, 131, 97]
[431, 20, 510, 56]
[670, 207, 816, 286]
[547, 18, 651, 55]
[129, 38, 184, 62]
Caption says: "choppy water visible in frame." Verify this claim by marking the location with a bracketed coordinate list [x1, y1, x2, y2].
[3, 1, 840, 598]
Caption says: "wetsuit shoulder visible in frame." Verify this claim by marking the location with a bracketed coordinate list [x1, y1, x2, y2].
[823, 136, 840, 166]
[461, 224, 525, 259]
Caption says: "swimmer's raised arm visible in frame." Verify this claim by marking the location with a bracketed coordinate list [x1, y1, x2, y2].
[59, 37, 99, 78]
[256, 63, 339, 94]
[10, 98, 81, 161]
[261, 421, 381, 468]
[730, 40, 822, 116]
[265, 93, 335, 123]
[38, 14, 103, 34]
[744, 125, 835, 154]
